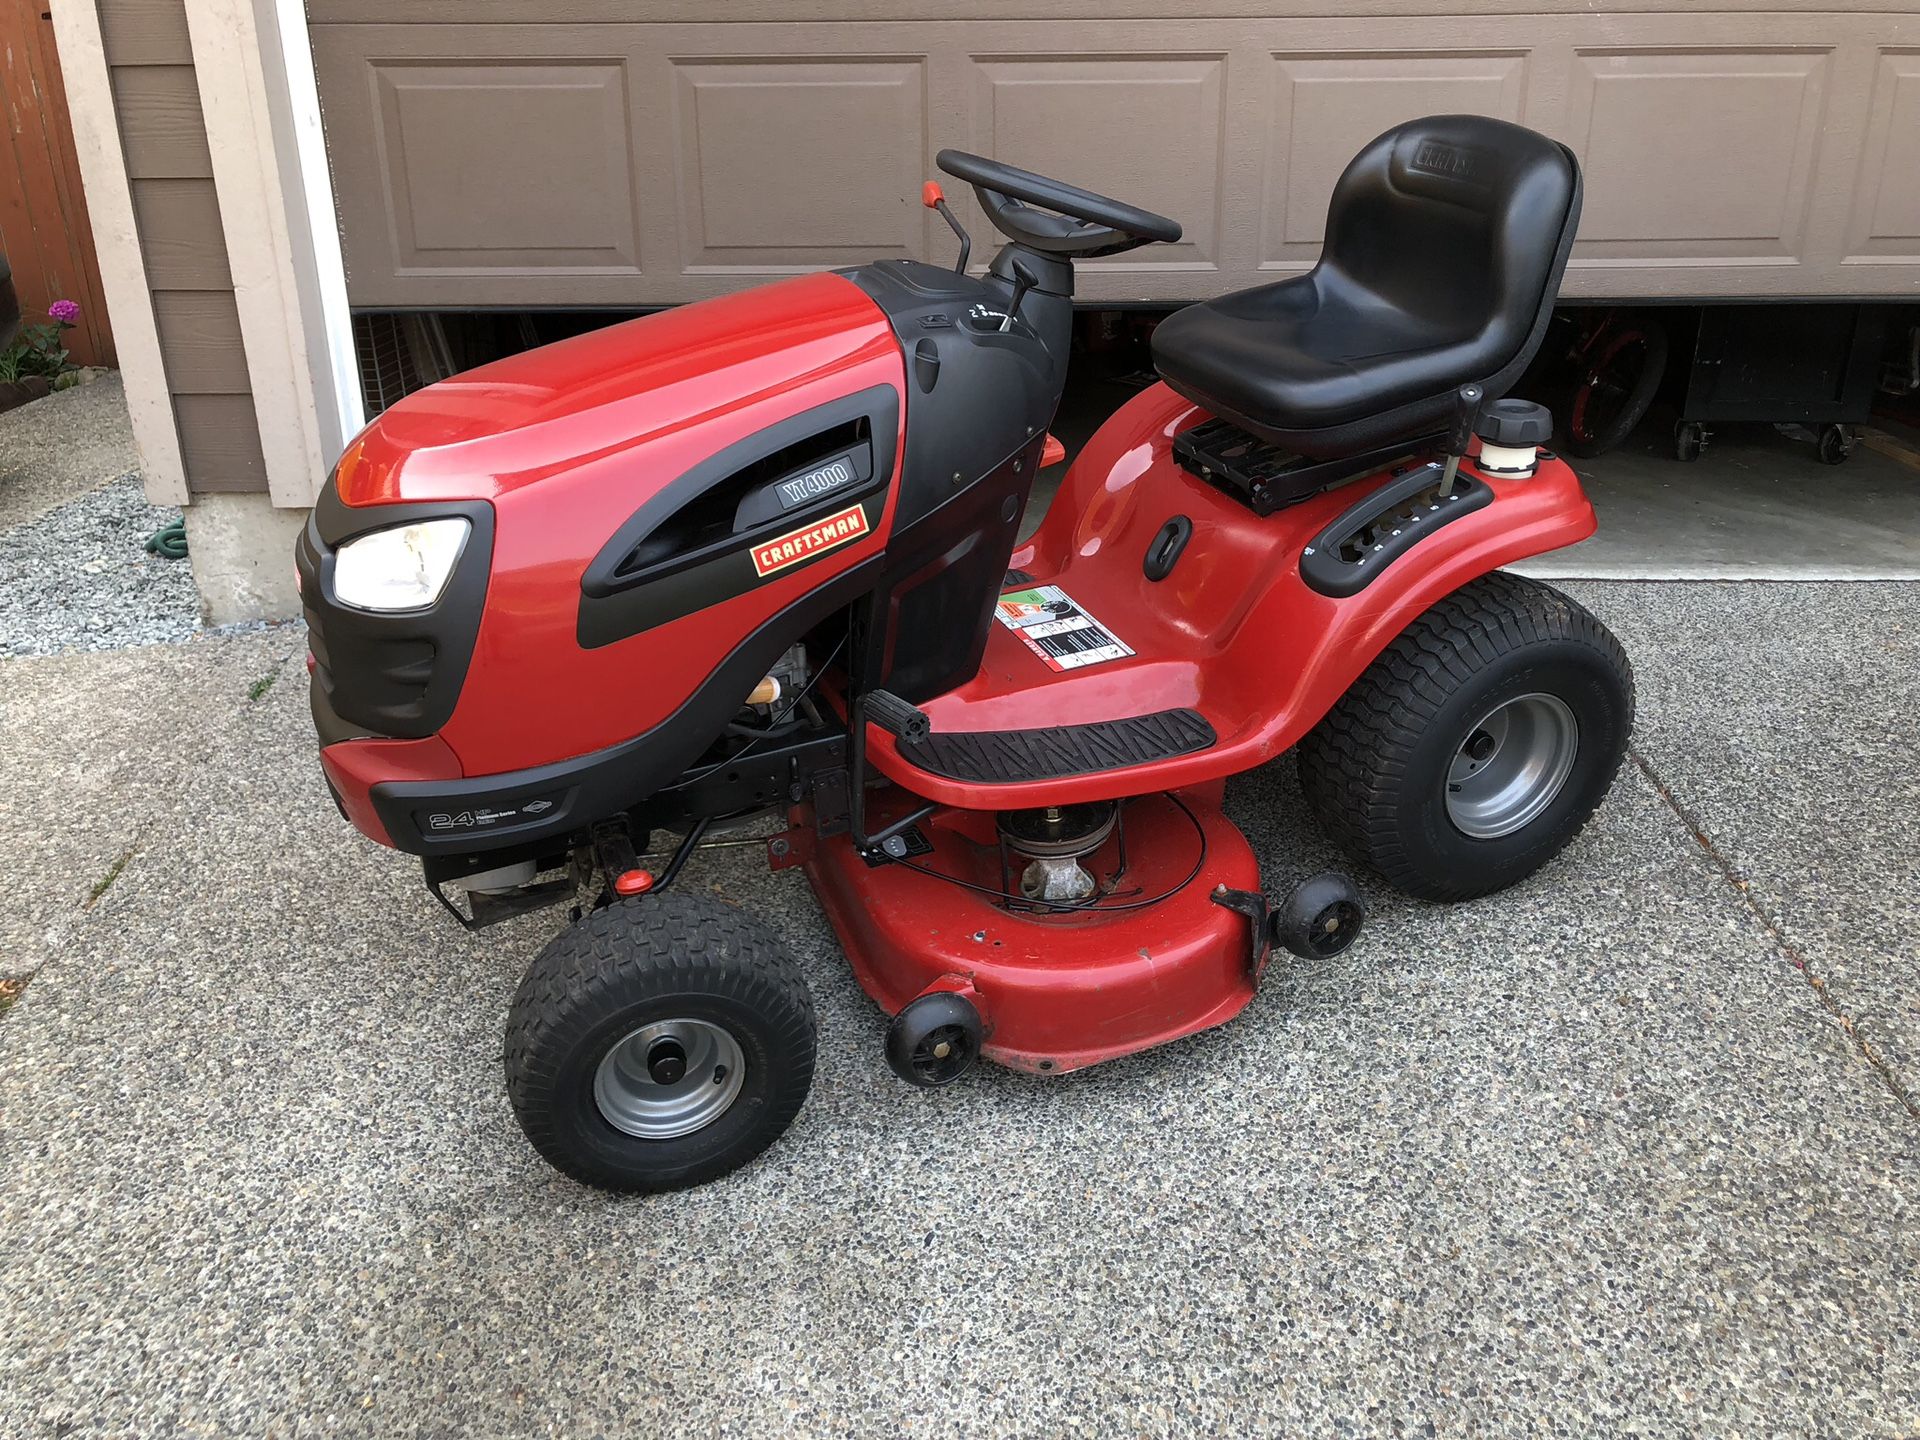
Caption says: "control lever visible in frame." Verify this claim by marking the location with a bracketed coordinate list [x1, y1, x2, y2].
[921, 181, 971, 274]
[1001, 258, 1038, 334]
[1439, 383, 1484, 497]
[863, 688, 932, 744]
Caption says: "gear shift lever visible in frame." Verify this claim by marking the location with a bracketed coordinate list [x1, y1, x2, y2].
[1440, 383, 1484, 497]
[1001, 259, 1038, 333]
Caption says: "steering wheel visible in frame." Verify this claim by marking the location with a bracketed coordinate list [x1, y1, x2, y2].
[935, 150, 1182, 258]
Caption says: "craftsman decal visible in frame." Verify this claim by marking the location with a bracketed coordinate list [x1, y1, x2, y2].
[751, 504, 869, 577]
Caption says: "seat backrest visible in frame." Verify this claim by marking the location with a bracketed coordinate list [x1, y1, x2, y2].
[1320, 115, 1580, 380]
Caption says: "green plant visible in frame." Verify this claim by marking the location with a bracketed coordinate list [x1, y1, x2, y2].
[0, 300, 80, 383]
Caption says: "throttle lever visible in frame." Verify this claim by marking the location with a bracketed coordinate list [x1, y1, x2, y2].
[921, 181, 972, 274]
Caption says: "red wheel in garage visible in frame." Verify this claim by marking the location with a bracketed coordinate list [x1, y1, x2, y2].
[1558, 323, 1668, 458]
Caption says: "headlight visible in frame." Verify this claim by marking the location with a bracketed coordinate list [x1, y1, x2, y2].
[332, 517, 470, 612]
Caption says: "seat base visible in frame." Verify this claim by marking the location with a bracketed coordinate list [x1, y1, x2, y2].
[1171, 416, 1443, 515]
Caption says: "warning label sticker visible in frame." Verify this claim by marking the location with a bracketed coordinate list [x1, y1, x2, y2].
[994, 585, 1134, 671]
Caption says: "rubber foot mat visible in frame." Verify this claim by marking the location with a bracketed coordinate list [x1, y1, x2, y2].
[898, 708, 1215, 784]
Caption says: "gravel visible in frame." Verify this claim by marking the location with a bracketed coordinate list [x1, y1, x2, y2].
[0, 473, 200, 656]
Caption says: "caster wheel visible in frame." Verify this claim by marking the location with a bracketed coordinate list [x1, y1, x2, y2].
[885, 991, 983, 1088]
[1674, 420, 1707, 462]
[1273, 872, 1365, 960]
[1297, 572, 1635, 902]
[1817, 424, 1854, 466]
[504, 894, 816, 1193]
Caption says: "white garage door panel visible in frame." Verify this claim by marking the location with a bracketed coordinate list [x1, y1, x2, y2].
[971, 54, 1227, 276]
[309, 13, 1920, 308]
[674, 58, 929, 271]
[1848, 49, 1920, 266]
[1261, 52, 1530, 268]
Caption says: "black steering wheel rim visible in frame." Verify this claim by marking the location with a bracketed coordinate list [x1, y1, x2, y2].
[935, 149, 1182, 256]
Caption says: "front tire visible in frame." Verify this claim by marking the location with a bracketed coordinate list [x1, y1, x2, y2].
[1297, 573, 1634, 902]
[505, 893, 816, 1193]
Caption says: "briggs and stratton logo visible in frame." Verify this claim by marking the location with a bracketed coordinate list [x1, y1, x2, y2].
[775, 456, 857, 511]
[751, 504, 869, 577]
[1411, 140, 1482, 181]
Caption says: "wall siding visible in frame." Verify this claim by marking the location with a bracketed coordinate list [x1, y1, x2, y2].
[99, 0, 266, 496]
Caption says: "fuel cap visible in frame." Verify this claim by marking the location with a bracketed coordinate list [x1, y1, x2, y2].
[1474, 398, 1553, 447]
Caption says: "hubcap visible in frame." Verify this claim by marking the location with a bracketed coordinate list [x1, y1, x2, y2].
[1445, 693, 1580, 840]
[593, 1019, 746, 1140]
[911, 1024, 975, 1084]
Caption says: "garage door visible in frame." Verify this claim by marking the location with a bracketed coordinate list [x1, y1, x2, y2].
[308, 2, 1920, 309]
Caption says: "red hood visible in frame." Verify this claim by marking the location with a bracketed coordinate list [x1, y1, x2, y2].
[332, 272, 896, 508]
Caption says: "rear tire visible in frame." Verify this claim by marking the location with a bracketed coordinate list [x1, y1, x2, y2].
[505, 893, 816, 1193]
[1297, 573, 1634, 902]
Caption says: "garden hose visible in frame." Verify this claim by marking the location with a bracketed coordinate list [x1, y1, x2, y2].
[144, 520, 188, 560]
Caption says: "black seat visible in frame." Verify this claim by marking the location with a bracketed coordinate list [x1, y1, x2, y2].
[1151, 115, 1581, 459]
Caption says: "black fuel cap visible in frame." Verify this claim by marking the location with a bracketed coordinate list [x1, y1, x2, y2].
[1475, 398, 1553, 447]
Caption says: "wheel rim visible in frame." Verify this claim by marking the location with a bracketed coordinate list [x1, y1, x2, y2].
[593, 1018, 746, 1140]
[910, 1023, 977, 1084]
[1308, 900, 1364, 956]
[1445, 693, 1580, 840]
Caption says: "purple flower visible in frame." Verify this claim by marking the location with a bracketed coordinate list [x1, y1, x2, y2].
[47, 299, 80, 326]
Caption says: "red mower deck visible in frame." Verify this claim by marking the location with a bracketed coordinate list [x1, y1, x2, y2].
[806, 785, 1262, 1073]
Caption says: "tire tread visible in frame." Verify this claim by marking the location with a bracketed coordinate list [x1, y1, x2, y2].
[1298, 572, 1633, 901]
[504, 893, 815, 1191]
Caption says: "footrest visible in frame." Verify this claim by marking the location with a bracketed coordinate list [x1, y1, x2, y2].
[897, 708, 1216, 784]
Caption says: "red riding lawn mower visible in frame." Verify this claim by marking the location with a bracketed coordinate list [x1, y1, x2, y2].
[298, 115, 1633, 1192]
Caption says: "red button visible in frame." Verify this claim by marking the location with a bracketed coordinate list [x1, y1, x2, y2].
[613, 869, 655, 896]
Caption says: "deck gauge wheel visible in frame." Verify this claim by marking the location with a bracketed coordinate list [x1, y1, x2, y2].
[885, 991, 984, 1087]
[1273, 872, 1366, 960]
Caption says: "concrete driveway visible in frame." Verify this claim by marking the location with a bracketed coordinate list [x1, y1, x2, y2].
[2, 581, 1916, 1437]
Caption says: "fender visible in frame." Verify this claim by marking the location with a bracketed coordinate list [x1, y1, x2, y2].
[861, 381, 1595, 808]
